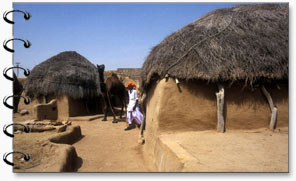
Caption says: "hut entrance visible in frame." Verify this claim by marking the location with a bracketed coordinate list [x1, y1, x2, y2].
[68, 96, 103, 117]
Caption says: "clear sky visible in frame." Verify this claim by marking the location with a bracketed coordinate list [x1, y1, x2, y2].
[13, 3, 239, 76]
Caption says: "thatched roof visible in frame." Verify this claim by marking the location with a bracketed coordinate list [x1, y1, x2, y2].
[141, 4, 288, 88]
[25, 51, 101, 99]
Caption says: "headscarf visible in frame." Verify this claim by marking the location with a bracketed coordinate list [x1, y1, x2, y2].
[127, 82, 135, 87]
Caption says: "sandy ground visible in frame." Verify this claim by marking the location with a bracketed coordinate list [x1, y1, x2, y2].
[72, 118, 156, 172]
[13, 112, 288, 172]
[13, 131, 57, 171]
[13, 113, 53, 171]
[14, 99, 157, 172]
[160, 127, 289, 172]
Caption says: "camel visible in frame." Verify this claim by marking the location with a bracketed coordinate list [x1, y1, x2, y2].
[97, 64, 127, 123]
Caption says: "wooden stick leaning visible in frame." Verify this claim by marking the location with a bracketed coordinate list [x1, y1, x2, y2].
[261, 85, 278, 130]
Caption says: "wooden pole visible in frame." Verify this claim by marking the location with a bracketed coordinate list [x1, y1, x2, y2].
[175, 78, 182, 92]
[216, 84, 225, 133]
[261, 85, 278, 130]
[138, 92, 146, 144]
[270, 107, 278, 130]
[165, 74, 169, 82]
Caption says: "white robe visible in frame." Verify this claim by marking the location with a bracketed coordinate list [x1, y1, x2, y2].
[127, 89, 138, 112]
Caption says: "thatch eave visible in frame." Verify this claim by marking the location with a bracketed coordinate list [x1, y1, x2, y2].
[24, 51, 101, 99]
[141, 3, 288, 89]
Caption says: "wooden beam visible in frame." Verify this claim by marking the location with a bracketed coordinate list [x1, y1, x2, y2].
[261, 85, 278, 130]
[216, 84, 225, 133]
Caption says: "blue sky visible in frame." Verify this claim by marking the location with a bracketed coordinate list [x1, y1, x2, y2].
[13, 3, 239, 76]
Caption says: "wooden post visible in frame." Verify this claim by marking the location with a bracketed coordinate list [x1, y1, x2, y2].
[261, 85, 278, 130]
[165, 74, 169, 82]
[270, 107, 278, 130]
[175, 78, 182, 92]
[138, 92, 146, 145]
[216, 84, 225, 133]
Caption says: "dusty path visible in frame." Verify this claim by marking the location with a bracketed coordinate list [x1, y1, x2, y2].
[72, 117, 156, 172]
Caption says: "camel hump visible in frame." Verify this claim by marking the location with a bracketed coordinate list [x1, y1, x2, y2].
[111, 73, 119, 79]
[106, 73, 125, 92]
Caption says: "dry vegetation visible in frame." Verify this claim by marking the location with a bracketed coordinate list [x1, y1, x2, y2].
[141, 4, 288, 88]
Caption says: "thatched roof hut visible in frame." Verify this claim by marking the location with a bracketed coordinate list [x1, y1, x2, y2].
[24, 51, 102, 120]
[25, 51, 101, 99]
[140, 4, 288, 168]
[141, 4, 288, 87]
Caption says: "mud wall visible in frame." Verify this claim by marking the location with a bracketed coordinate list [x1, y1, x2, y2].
[116, 68, 141, 81]
[34, 99, 58, 120]
[143, 78, 288, 167]
[56, 96, 70, 121]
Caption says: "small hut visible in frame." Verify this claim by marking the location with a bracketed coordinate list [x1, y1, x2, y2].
[24, 51, 101, 121]
[141, 4, 288, 156]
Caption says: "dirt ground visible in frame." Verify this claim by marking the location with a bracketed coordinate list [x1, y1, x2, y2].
[159, 127, 289, 172]
[13, 131, 57, 171]
[72, 118, 156, 172]
[13, 112, 288, 172]
[13, 112, 156, 172]
[14, 97, 157, 172]
[13, 113, 54, 171]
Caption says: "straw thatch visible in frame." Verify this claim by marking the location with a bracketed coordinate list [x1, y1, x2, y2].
[25, 51, 101, 99]
[141, 4, 288, 88]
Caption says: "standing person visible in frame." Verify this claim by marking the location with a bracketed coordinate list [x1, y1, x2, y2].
[125, 82, 143, 131]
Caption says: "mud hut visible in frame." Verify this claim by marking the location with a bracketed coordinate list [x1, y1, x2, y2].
[140, 4, 288, 156]
[24, 51, 102, 121]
